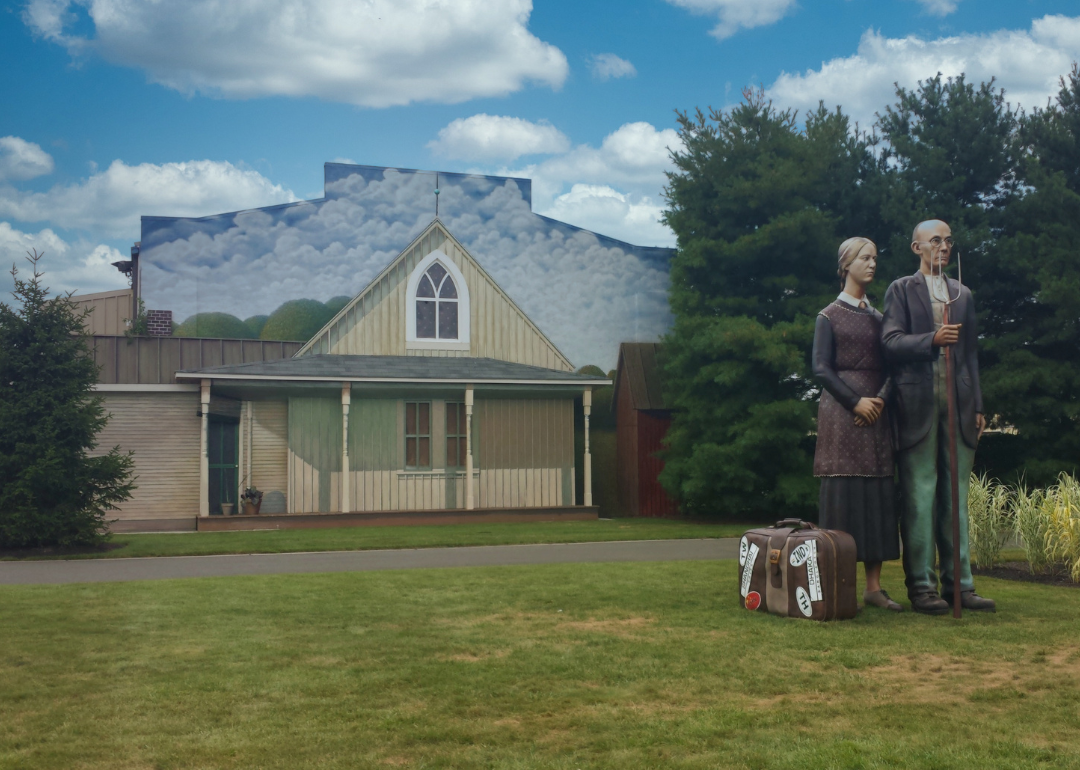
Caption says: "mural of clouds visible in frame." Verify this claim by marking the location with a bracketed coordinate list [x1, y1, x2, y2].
[0, 158, 297, 238]
[24, 0, 568, 107]
[768, 15, 1080, 128]
[0, 136, 55, 181]
[589, 54, 637, 81]
[428, 115, 570, 163]
[139, 165, 673, 369]
[666, 0, 797, 40]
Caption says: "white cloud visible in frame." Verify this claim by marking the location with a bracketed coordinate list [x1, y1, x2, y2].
[666, 0, 797, 40]
[768, 15, 1080, 127]
[0, 159, 296, 238]
[0, 136, 55, 181]
[25, 0, 568, 108]
[0, 222, 127, 296]
[544, 185, 671, 247]
[590, 53, 637, 81]
[915, 0, 959, 16]
[428, 115, 570, 162]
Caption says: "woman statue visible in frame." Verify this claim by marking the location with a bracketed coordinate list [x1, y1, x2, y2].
[812, 237, 902, 612]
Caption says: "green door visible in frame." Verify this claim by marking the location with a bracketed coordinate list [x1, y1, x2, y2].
[208, 418, 239, 514]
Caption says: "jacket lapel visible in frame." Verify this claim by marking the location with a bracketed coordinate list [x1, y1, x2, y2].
[911, 270, 934, 331]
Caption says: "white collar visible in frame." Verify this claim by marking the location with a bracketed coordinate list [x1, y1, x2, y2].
[920, 271, 950, 302]
[837, 292, 871, 309]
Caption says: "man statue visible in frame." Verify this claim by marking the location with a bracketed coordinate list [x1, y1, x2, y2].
[881, 219, 996, 614]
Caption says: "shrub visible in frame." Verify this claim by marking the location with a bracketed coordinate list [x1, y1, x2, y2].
[1044, 473, 1080, 583]
[967, 473, 1012, 569]
[1012, 483, 1050, 574]
[175, 312, 253, 339]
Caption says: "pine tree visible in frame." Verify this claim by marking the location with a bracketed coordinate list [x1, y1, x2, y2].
[660, 90, 880, 517]
[0, 252, 134, 549]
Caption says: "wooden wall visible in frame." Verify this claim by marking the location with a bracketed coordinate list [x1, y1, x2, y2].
[91, 392, 201, 520]
[637, 411, 678, 518]
[91, 336, 304, 385]
[305, 226, 573, 371]
[239, 400, 289, 513]
[615, 373, 640, 517]
[73, 289, 132, 336]
[283, 395, 576, 513]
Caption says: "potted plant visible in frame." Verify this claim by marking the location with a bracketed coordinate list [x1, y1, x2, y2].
[240, 486, 263, 516]
[220, 502, 235, 515]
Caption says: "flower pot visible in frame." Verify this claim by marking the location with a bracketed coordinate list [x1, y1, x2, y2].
[221, 503, 235, 516]
[242, 501, 261, 516]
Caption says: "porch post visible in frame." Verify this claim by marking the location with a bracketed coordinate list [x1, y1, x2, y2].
[583, 387, 593, 507]
[465, 385, 474, 510]
[341, 383, 351, 513]
[199, 379, 211, 517]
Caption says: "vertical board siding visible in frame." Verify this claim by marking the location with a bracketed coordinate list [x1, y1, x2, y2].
[90, 392, 200, 519]
[317, 225, 571, 371]
[637, 411, 678, 518]
[89, 336, 304, 385]
[287, 397, 342, 513]
[73, 290, 132, 336]
[474, 398, 574, 508]
[615, 370, 640, 517]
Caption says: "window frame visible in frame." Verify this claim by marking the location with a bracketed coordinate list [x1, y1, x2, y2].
[404, 401, 433, 471]
[445, 401, 467, 469]
[404, 249, 470, 351]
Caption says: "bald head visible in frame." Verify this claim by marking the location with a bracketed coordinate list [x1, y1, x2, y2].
[912, 219, 949, 243]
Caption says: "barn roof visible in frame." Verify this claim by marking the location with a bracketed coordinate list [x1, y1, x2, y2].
[613, 342, 668, 411]
[176, 354, 609, 386]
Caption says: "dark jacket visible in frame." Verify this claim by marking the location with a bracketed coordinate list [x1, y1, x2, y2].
[881, 271, 983, 451]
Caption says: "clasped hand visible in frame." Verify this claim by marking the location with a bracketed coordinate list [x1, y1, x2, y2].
[933, 323, 961, 347]
[853, 397, 884, 427]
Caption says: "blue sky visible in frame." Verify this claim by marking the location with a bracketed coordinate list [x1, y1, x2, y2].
[2, 0, 1079, 297]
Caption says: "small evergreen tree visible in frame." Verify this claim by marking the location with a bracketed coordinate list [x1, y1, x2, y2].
[0, 252, 134, 549]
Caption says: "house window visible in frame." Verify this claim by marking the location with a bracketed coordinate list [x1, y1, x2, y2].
[446, 402, 467, 468]
[415, 262, 458, 340]
[405, 402, 431, 470]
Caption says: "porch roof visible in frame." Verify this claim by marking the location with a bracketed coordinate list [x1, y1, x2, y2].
[175, 354, 610, 387]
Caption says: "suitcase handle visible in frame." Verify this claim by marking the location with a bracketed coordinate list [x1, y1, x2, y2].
[774, 518, 815, 530]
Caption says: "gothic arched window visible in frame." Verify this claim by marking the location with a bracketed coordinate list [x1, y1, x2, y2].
[415, 262, 458, 340]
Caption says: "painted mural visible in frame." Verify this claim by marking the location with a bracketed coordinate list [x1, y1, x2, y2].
[140, 164, 673, 369]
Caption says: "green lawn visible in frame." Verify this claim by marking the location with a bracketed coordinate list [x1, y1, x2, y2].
[2, 561, 1078, 769]
[2, 519, 749, 560]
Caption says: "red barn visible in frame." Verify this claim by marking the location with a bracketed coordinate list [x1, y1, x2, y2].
[613, 343, 678, 518]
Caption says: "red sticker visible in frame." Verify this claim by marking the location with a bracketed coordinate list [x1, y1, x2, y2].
[745, 591, 761, 611]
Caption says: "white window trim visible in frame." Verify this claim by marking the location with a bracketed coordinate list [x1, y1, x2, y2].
[405, 249, 470, 350]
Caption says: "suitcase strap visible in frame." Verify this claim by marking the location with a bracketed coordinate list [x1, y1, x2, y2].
[818, 530, 840, 620]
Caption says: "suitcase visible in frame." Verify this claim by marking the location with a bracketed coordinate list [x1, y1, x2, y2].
[738, 519, 858, 620]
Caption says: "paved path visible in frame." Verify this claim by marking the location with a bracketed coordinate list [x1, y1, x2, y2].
[0, 538, 740, 585]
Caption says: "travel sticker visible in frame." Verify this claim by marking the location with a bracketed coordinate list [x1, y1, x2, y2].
[795, 586, 813, 617]
[789, 542, 811, 567]
[745, 591, 761, 611]
[739, 536, 749, 567]
[740, 542, 760, 598]
[805, 539, 823, 602]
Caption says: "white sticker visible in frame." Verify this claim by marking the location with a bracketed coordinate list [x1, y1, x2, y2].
[796, 586, 813, 617]
[805, 539, 823, 602]
[739, 536, 748, 567]
[789, 542, 811, 567]
[740, 542, 760, 598]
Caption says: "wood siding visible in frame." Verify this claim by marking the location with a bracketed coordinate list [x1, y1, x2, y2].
[91, 392, 201, 520]
[303, 223, 573, 371]
[475, 398, 574, 508]
[615, 372, 639, 517]
[240, 400, 289, 513]
[637, 410, 678, 518]
[283, 395, 576, 512]
[90, 336, 304, 385]
[73, 289, 132, 336]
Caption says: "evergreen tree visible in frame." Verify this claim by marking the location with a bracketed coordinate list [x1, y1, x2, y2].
[980, 66, 1080, 481]
[0, 252, 134, 548]
[660, 90, 879, 517]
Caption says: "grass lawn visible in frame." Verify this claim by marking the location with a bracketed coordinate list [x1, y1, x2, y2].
[2, 560, 1078, 769]
[1, 519, 749, 561]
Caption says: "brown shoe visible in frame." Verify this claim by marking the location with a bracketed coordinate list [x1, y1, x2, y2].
[945, 590, 996, 612]
[910, 591, 950, 615]
[864, 589, 904, 612]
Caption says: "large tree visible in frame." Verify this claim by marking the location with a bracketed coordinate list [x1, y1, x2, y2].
[0, 253, 134, 548]
[660, 90, 881, 518]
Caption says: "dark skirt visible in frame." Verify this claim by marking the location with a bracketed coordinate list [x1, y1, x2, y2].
[818, 476, 900, 563]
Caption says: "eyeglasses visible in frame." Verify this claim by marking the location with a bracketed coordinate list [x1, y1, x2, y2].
[917, 237, 954, 248]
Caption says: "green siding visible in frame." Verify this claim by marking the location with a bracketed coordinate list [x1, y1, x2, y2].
[347, 398, 399, 471]
[288, 397, 342, 512]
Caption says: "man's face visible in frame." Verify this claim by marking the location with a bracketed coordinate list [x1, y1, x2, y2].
[912, 221, 953, 274]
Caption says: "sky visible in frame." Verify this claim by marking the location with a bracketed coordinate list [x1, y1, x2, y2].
[2, 0, 1080, 300]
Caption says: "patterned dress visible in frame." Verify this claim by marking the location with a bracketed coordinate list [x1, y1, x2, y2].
[812, 301, 900, 563]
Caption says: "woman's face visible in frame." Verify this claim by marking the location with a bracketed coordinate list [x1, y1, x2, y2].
[847, 243, 878, 287]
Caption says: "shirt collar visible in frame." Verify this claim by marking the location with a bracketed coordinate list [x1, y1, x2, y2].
[920, 271, 950, 302]
[837, 292, 871, 309]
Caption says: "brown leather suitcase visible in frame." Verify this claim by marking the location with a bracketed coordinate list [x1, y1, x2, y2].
[738, 519, 858, 620]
